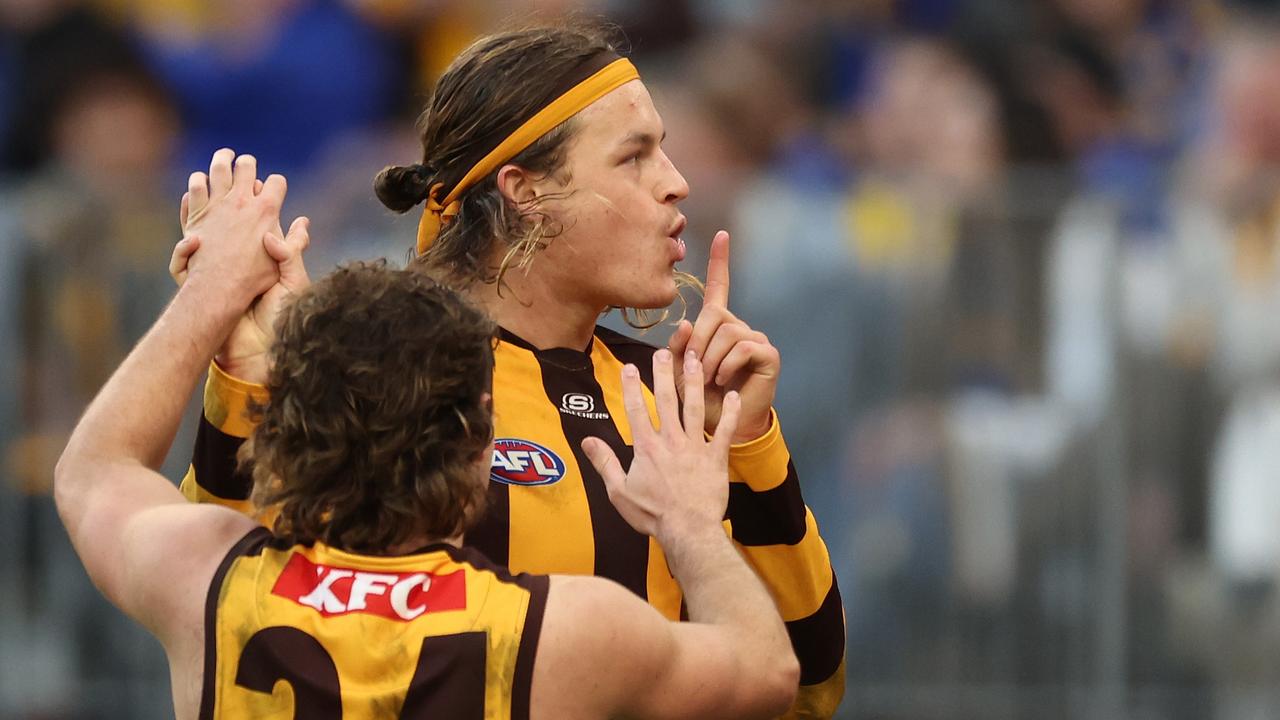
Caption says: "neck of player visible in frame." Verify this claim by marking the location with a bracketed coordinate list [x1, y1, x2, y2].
[466, 263, 602, 351]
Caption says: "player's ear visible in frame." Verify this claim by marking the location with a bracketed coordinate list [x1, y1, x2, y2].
[495, 164, 539, 207]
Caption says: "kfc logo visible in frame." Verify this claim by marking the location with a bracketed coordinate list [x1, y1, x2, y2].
[271, 553, 466, 621]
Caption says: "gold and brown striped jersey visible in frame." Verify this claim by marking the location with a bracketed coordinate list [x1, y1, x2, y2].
[201, 527, 548, 719]
[182, 326, 847, 718]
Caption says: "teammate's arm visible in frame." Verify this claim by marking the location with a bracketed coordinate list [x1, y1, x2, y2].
[670, 230, 847, 716]
[54, 151, 292, 636]
[170, 157, 311, 512]
[545, 349, 798, 719]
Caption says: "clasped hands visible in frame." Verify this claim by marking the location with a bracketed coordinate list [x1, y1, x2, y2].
[169, 148, 311, 383]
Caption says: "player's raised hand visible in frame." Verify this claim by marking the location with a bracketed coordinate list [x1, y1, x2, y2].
[581, 349, 740, 542]
[667, 230, 779, 443]
[171, 149, 312, 383]
[177, 149, 285, 307]
[212, 214, 310, 381]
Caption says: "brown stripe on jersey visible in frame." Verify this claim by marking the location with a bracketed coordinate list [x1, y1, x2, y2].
[786, 573, 846, 685]
[401, 632, 486, 720]
[437, 544, 550, 720]
[498, 327, 537, 351]
[726, 461, 807, 546]
[192, 415, 252, 500]
[535, 347, 650, 599]
[444, 543, 528, 584]
[465, 481, 510, 568]
[510, 574, 550, 720]
[199, 527, 272, 720]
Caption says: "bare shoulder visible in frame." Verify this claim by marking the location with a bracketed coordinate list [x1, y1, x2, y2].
[121, 504, 261, 645]
[542, 575, 671, 645]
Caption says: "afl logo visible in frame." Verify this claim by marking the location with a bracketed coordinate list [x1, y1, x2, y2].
[490, 439, 566, 486]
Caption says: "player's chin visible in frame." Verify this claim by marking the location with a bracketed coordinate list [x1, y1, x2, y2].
[622, 278, 679, 310]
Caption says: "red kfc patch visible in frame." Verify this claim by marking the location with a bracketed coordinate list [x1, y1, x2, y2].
[271, 553, 466, 621]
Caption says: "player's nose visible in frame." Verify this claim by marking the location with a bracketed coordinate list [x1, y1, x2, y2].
[657, 150, 689, 204]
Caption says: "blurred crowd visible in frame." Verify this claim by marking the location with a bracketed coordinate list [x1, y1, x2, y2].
[6, 0, 1280, 717]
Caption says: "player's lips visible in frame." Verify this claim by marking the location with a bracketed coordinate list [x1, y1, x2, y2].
[667, 216, 687, 262]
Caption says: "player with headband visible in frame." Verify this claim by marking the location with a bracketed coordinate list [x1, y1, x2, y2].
[58, 152, 800, 718]
[174, 20, 846, 718]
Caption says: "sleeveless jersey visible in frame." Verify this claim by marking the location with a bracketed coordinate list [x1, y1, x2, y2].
[183, 325, 847, 718]
[201, 527, 548, 719]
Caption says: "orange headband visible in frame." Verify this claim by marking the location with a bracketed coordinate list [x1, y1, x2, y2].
[416, 57, 640, 254]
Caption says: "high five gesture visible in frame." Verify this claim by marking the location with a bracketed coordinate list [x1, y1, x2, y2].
[169, 148, 312, 384]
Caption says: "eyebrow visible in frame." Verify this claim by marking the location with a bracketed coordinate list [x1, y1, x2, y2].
[618, 130, 667, 148]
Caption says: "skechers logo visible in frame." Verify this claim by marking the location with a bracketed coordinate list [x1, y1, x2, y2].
[560, 393, 609, 420]
[271, 553, 466, 621]
[491, 439, 566, 486]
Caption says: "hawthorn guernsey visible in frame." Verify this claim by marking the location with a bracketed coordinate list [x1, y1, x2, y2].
[185, 323, 848, 716]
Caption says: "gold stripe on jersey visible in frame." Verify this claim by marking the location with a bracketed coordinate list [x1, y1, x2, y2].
[723, 416, 838, 617]
[180, 361, 269, 513]
[206, 530, 544, 719]
[590, 336, 660, 442]
[727, 408, 789, 491]
[738, 511, 832, 621]
[787, 661, 847, 720]
[495, 341, 594, 576]
[204, 360, 268, 437]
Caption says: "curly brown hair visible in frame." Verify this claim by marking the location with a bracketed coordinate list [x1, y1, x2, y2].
[240, 261, 496, 553]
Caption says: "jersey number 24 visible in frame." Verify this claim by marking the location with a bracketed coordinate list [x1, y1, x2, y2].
[234, 626, 487, 718]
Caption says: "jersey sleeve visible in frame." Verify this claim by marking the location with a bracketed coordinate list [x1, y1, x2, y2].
[178, 361, 268, 517]
[726, 410, 846, 719]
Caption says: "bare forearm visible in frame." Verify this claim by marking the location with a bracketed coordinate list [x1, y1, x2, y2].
[58, 282, 241, 488]
[660, 522, 794, 666]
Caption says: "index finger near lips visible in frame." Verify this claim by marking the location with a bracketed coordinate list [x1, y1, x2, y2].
[687, 232, 733, 360]
[703, 230, 731, 308]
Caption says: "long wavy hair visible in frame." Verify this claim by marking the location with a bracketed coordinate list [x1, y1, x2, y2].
[240, 261, 496, 553]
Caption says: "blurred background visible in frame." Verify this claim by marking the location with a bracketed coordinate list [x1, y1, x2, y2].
[5, 0, 1280, 717]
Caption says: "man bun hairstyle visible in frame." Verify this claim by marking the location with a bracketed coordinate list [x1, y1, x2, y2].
[373, 19, 623, 287]
[374, 163, 437, 213]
